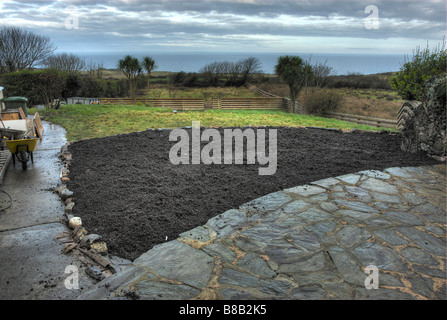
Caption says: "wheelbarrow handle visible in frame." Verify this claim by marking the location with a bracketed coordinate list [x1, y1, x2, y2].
[23, 127, 34, 138]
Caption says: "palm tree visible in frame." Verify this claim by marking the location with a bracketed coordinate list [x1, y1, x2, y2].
[303, 61, 314, 95]
[118, 55, 141, 101]
[274, 55, 307, 113]
[141, 56, 157, 104]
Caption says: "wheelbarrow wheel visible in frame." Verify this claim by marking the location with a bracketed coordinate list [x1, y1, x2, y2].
[19, 150, 27, 170]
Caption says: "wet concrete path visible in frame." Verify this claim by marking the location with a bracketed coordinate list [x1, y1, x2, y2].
[0, 122, 95, 299]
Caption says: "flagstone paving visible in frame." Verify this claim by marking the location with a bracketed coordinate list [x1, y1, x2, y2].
[78, 165, 447, 300]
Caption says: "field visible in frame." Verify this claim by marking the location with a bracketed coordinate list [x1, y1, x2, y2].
[257, 83, 403, 120]
[142, 84, 259, 100]
[33, 105, 395, 142]
[99, 69, 403, 120]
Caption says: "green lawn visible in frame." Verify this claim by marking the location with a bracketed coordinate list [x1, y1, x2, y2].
[32, 104, 395, 142]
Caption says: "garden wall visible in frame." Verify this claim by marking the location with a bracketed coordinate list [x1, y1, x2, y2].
[398, 75, 446, 159]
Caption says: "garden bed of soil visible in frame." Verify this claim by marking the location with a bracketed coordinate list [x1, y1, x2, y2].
[67, 127, 441, 261]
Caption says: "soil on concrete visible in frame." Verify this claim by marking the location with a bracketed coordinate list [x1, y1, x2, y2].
[67, 127, 441, 261]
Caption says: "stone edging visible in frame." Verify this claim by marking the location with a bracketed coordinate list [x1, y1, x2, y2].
[54, 142, 119, 281]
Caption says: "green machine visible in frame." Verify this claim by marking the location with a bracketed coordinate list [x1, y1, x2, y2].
[1, 96, 29, 117]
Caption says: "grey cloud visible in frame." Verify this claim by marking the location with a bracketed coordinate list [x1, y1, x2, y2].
[77, 0, 446, 24]
[7, 0, 446, 22]
[64, 3, 442, 40]
[1, 0, 445, 53]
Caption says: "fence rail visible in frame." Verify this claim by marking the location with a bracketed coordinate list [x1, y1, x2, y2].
[99, 98, 205, 110]
[100, 97, 286, 111]
[246, 84, 282, 98]
[212, 97, 285, 110]
[322, 112, 397, 129]
[247, 83, 304, 114]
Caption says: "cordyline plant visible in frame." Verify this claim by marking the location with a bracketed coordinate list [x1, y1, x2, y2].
[141, 56, 157, 104]
[118, 55, 142, 101]
[275, 55, 310, 113]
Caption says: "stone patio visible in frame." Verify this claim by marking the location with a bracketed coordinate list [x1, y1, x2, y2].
[78, 164, 447, 300]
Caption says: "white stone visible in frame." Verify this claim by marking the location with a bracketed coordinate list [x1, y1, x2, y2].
[69, 217, 82, 229]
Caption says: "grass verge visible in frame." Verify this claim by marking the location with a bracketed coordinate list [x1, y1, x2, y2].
[31, 104, 396, 141]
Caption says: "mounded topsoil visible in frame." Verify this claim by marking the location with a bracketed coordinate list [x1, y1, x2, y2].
[67, 127, 441, 261]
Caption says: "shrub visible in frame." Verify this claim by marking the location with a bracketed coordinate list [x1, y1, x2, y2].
[171, 71, 187, 84]
[325, 74, 391, 90]
[1, 69, 130, 105]
[389, 41, 446, 101]
[425, 74, 446, 120]
[303, 90, 344, 115]
[183, 73, 201, 87]
[1, 69, 65, 106]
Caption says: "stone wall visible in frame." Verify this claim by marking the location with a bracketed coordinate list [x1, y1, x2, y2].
[398, 75, 446, 160]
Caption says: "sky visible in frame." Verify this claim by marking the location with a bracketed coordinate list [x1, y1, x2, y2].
[0, 0, 445, 55]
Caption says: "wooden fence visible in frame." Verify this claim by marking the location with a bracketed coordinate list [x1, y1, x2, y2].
[212, 97, 285, 110]
[100, 97, 286, 111]
[247, 84, 282, 98]
[322, 112, 397, 129]
[247, 83, 304, 114]
[283, 98, 304, 114]
[99, 98, 205, 110]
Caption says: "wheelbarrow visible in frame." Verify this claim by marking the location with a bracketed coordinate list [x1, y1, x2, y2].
[6, 137, 38, 170]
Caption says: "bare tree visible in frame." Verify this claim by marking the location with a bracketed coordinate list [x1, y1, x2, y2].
[200, 57, 263, 87]
[221, 61, 240, 85]
[238, 56, 263, 85]
[303, 56, 314, 95]
[0, 27, 56, 73]
[86, 59, 104, 79]
[43, 53, 86, 74]
[200, 61, 225, 86]
[313, 60, 333, 89]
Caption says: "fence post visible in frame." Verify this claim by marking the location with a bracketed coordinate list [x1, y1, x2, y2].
[282, 98, 288, 112]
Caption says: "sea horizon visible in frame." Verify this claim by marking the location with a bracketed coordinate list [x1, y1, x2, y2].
[67, 51, 407, 76]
